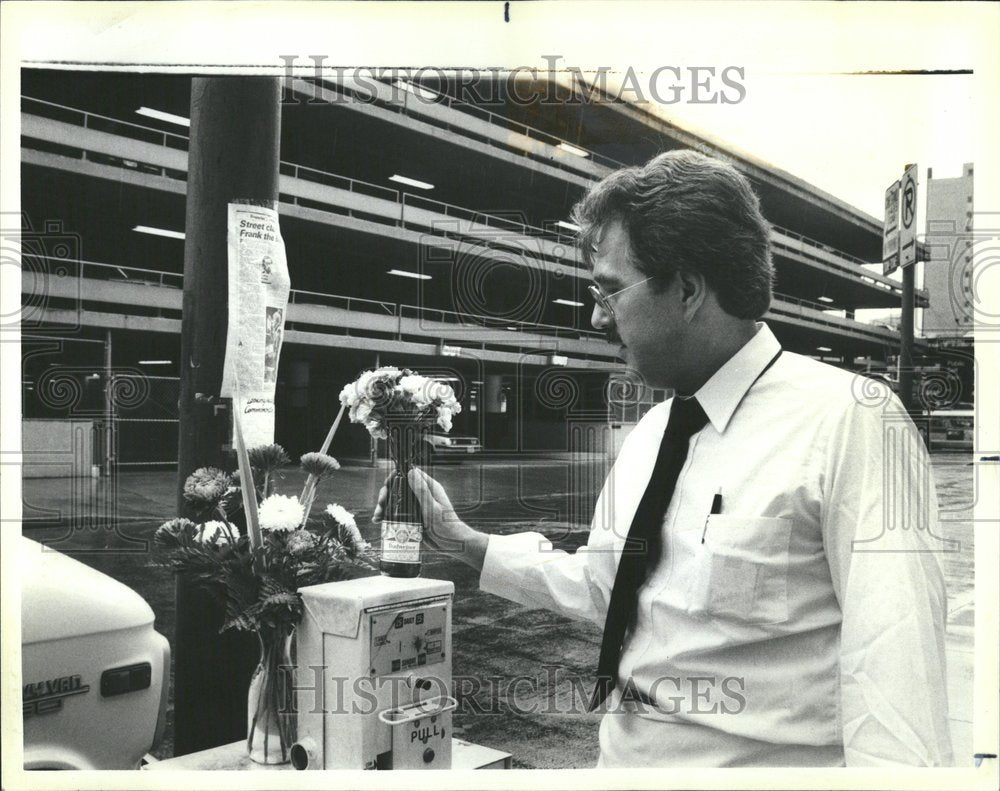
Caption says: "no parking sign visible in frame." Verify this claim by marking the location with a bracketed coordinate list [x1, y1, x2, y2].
[899, 164, 919, 268]
[882, 180, 900, 275]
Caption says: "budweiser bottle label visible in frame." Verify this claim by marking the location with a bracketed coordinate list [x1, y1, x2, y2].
[380, 520, 422, 564]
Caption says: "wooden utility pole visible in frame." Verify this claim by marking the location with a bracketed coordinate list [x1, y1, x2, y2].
[174, 76, 282, 755]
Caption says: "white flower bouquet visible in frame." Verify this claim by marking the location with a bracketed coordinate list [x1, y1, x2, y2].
[339, 366, 461, 442]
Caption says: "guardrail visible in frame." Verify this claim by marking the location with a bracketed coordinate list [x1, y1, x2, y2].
[770, 224, 928, 301]
[400, 191, 576, 244]
[26, 256, 903, 352]
[768, 296, 898, 343]
[22, 96, 190, 151]
[371, 78, 626, 171]
[398, 302, 601, 340]
[772, 290, 847, 315]
[289, 287, 396, 316]
[24, 256, 607, 342]
[23, 95, 578, 249]
[771, 223, 877, 271]
[51, 261, 865, 338]
[25, 256, 185, 288]
[279, 160, 402, 204]
[23, 95, 912, 298]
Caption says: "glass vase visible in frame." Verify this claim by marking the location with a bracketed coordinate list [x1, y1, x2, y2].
[246, 627, 295, 764]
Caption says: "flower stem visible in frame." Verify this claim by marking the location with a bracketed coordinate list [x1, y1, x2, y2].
[249, 629, 292, 762]
[298, 404, 346, 527]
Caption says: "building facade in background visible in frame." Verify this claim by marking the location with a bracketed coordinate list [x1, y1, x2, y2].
[923, 163, 975, 339]
[19, 70, 929, 470]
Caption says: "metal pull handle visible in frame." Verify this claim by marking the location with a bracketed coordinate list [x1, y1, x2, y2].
[378, 694, 458, 726]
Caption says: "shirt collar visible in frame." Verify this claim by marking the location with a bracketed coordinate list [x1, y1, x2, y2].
[693, 322, 782, 434]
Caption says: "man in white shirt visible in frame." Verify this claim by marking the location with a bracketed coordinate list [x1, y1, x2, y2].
[378, 151, 953, 767]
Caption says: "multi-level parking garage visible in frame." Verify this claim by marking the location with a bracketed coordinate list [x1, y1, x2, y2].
[19, 70, 926, 464]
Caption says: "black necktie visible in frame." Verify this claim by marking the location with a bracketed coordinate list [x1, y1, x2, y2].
[590, 395, 709, 711]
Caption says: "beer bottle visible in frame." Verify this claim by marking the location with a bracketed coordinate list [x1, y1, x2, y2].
[379, 425, 425, 577]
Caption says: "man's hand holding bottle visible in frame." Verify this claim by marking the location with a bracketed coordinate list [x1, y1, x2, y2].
[373, 467, 489, 571]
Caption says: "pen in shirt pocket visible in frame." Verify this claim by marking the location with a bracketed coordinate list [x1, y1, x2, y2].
[701, 488, 723, 544]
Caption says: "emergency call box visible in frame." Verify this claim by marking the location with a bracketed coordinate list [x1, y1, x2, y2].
[295, 576, 454, 770]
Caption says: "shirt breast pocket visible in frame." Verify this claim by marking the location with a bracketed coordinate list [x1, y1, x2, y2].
[684, 516, 793, 625]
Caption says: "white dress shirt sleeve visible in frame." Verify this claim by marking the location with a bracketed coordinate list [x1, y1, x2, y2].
[478, 483, 616, 629]
[821, 393, 954, 766]
[478, 410, 665, 628]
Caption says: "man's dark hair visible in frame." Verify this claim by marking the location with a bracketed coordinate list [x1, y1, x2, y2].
[570, 150, 773, 319]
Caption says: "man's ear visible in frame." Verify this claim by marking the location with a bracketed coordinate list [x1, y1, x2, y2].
[676, 268, 708, 322]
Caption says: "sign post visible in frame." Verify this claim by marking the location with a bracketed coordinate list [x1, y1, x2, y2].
[897, 164, 918, 412]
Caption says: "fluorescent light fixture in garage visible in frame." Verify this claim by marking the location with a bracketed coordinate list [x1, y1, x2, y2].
[816, 346, 833, 353]
[133, 225, 185, 240]
[139, 360, 173, 365]
[818, 295, 834, 304]
[556, 221, 580, 233]
[387, 269, 431, 280]
[136, 107, 190, 127]
[557, 142, 589, 158]
[389, 174, 435, 190]
[553, 299, 584, 307]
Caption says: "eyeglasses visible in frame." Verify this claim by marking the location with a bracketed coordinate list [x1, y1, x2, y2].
[588, 277, 654, 323]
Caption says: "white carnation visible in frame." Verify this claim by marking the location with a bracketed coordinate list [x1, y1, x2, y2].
[258, 494, 304, 532]
[352, 402, 372, 424]
[436, 407, 453, 432]
[366, 419, 387, 440]
[339, 382, 359, 408]
[398, 375, 433, 409]
[325, 503, 357, 529]
[432, 381, 458, 406]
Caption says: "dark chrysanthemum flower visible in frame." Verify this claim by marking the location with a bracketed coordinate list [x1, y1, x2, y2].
[154, 517, 197, 545]
[286, 529, 316, 555]
[248, 444, 290, 474]
[300, 452, 340, 479]
[182, 467, 231, 505]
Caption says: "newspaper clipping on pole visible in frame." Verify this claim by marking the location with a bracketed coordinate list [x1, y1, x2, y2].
[220, 202, 290, 447]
